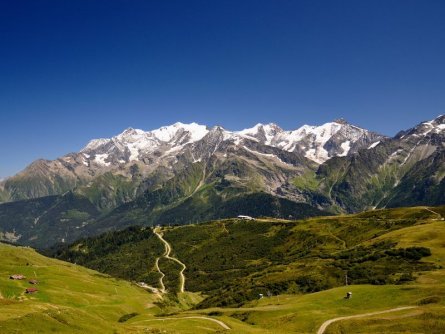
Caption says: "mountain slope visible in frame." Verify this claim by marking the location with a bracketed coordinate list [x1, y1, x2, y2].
[0, 189, 327, 248]
[296, 115, 445, 212]
[0, 192, 100, 247]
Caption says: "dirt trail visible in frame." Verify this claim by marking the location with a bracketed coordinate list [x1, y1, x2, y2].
[135, 316, 230, 330]
[154, 257, 166, 293]
[424, 207, 444, 220]
[154, 227, 186, 293]
[221, 223, 229, 234]
[317, 306, 417, 334]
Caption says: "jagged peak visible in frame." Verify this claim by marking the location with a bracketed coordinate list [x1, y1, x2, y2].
[81, 138, 110, 152]
[210, 125, 227, 131]
[152, 122, 208, 142]
[423, 114, 445, 125]
[119, 127, 145, 136]
[333, 118, 349, 125]
[402, 115, 445, 138]
[292, 121, 343, 137]
[237, 122, 282, 135]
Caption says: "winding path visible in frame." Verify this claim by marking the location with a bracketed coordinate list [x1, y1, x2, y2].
[137, 316, 230, 330]
[154, 227, 187, 293]
[154, 257, 166, 293]
[221, 223, 229, 234]
[317, 306, 417, 334]
[424, 207, 443, 220]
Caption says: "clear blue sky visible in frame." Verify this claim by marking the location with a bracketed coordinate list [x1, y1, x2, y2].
[1, 0, 444, 177]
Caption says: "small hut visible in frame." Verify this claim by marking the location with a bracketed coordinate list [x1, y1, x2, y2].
[29, 279, 39, 285]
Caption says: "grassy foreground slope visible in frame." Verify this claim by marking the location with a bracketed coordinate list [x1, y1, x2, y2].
[0, 242, 159, 333]
[0, 242, 245, 333]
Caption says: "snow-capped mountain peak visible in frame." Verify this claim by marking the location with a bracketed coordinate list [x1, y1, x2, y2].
[236, 123, 283, 145]
[396, 114, 445, 140]
[421, 115, 445, 133]
[81, 138, 110, 152]
[238, 122, 282, 134]
[151, 122, 208, 143]
[80, 122, 211, 165]
[119, 127, 145, 136]
[292, 122, 343, 140]
[266, 120, 380, 163]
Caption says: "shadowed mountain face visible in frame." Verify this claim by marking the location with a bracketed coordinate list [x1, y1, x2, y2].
[1, 116, 445, 247]
[0, 191, 327, 248]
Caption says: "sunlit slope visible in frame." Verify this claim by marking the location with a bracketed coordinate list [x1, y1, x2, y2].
[0, 243, 159, 333]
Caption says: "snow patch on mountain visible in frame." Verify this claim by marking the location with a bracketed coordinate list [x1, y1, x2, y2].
[368, 141, 380, 149]
[242, 146, 289, 165]
[339, 141, 351, 156]
[421, 119, 445, 134]
[95, 154, 110, 166]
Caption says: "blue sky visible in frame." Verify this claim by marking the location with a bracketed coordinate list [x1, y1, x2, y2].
[1, 0, 444, 176]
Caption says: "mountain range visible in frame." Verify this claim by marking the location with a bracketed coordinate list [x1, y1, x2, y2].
[0, 115, 444, 247]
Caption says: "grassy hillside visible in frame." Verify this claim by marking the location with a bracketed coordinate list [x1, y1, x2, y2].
[4, 241, 445, 333]
[51, 206, 445, 309]
[121, 205, 445, 333]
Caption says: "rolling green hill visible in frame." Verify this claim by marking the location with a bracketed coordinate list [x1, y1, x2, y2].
[50, 206, 445, 309]
[0, 242, 156, 333]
